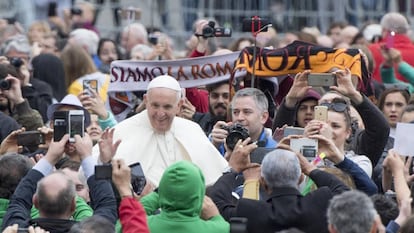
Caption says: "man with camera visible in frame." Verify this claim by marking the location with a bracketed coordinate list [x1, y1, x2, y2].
[211, 88, 277, 156]
[209, 138, 350, 233]
[0, 63, 43, 131]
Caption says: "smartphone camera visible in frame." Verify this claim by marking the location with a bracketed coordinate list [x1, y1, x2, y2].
[53, 110, 85, 142]
[83, 79, 98, 97]
[148, 34, 158, 45]
[130, 162, 146, 195]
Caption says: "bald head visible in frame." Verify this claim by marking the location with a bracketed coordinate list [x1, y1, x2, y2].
[34, 172, 76, 219]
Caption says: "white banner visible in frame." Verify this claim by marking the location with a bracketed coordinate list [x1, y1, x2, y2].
[109, 52, 244, 92]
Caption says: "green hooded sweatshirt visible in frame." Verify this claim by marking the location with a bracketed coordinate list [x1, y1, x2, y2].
[140, 161, 229, 233]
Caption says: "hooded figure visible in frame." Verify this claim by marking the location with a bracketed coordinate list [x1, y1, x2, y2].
[140, 161, 229, 233]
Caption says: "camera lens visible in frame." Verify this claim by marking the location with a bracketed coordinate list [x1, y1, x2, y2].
[0, 79, 11, 90]
[9, 57, 23, 68]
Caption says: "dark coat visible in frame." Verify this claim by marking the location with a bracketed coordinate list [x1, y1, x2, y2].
[209, 169, 350, 233]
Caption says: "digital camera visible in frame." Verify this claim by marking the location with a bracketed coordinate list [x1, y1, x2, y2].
[0, 79, 11, 90]
[222, 123, 249, 151]
[201, 21, 232, 38]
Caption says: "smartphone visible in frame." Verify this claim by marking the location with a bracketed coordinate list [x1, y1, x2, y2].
[307, 73, 337, 87]
[95, 164, 112, 180]
[290, 138, 318, 161]
[17, 228, 28, 233]
[314, 105, 328, 122]
[53, 111, 68, 142]
[17, 131, 44, 146]
[230, 217, 248, 233]
[130, 162, 146, 195]
[386, 31, 395, 49]
[68, 110, 85, 142]
[148, 34, 158, 45]
[83, 79, 98, 97]
[283, 126, 305, 137]
[242, 17, 270, 32]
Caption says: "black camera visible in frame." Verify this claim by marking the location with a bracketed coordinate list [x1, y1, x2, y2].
[71, 7, 83, 15]
[0, 79, 11, 90]
[201, 21, 232, 38]
[9, 57, 23, 68]
[95, 162, 146, 195]
[242, 16, 270, 33]
[222, 123, 249, 151]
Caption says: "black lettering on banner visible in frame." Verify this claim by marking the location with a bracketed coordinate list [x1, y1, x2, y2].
[262, 48, 289, 71]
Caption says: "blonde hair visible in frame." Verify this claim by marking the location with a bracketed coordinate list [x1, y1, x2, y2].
[61, 44, 97, 88]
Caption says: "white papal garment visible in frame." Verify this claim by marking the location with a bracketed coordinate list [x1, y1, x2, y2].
[92, 110, 228, 186]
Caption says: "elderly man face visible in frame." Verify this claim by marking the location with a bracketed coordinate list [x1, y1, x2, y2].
[144, 87, 182, 133]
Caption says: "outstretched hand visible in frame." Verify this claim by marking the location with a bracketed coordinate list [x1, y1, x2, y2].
[99, 128, 121, 163]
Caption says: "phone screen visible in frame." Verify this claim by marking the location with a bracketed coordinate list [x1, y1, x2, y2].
[130, 162, 146, 195]
[69, 114, 84, 141]
[83, 79, 98, 96]
[53, 111, 68, 141]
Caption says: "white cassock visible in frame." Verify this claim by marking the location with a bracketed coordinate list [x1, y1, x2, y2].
[92, 110, 228, 186]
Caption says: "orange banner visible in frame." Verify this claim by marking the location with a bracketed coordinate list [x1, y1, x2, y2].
[234, 40, 362, 79]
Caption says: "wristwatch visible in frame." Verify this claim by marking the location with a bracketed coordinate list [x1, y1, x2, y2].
[222, 166, 237, 174]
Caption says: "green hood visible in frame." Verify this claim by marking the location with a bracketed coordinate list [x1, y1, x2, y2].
[158, 161, 205, 218]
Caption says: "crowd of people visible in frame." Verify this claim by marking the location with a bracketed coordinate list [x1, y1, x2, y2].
[2, 1, 414, 233]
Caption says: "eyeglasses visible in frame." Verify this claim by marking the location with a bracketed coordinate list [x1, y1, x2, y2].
[320, 102, 349, 112]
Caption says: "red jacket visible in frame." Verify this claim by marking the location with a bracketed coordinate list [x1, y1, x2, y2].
[119, 197, 150, 233]
[186, 49, 209, 113]
[369, 34, 414, 83]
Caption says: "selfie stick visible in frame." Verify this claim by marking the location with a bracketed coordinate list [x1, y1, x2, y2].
[250, 18, 272, 88]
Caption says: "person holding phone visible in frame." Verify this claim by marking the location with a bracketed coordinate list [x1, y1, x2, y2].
[380, 47, 414, 93]
[368, 12, 414, 83]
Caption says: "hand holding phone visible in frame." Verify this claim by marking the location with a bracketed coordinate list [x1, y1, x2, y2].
[83, 79, 98, 97]
[314, 106, 328, 122]
[308, 73, 337, 87]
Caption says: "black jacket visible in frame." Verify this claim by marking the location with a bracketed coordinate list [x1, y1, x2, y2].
[209, 169, 350, 233]
[273, 95, 389, 166]
[0, 112, 19, 143]
[1, 169, 117, 232]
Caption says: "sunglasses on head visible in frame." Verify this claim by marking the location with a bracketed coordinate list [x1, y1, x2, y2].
[320, 102, 348, 112]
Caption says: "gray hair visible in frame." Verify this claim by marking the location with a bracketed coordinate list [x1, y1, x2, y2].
[380, 12, 409, 34]
[2, 34, 31, 55]
[69, 29, 99, 55]
[123, 23, 148, 43]
[261, 149, 301, 189]
[231, 88, 268, 113]
[327, 190, 377, 233]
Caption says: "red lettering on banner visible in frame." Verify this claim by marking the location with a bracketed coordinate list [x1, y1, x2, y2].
[177, 66, 189, 80]
[191, 65, 202, 79]
[167, 66, 173, 76]
[201, 64, 216, 78]
[151, 67, 165, 77]
[125, 68, 137, 82]
[216, 62, 232, 76]
[110, 66, 121, 82]
[289, 45, 311, 70]
[136, 67, 152, 81]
